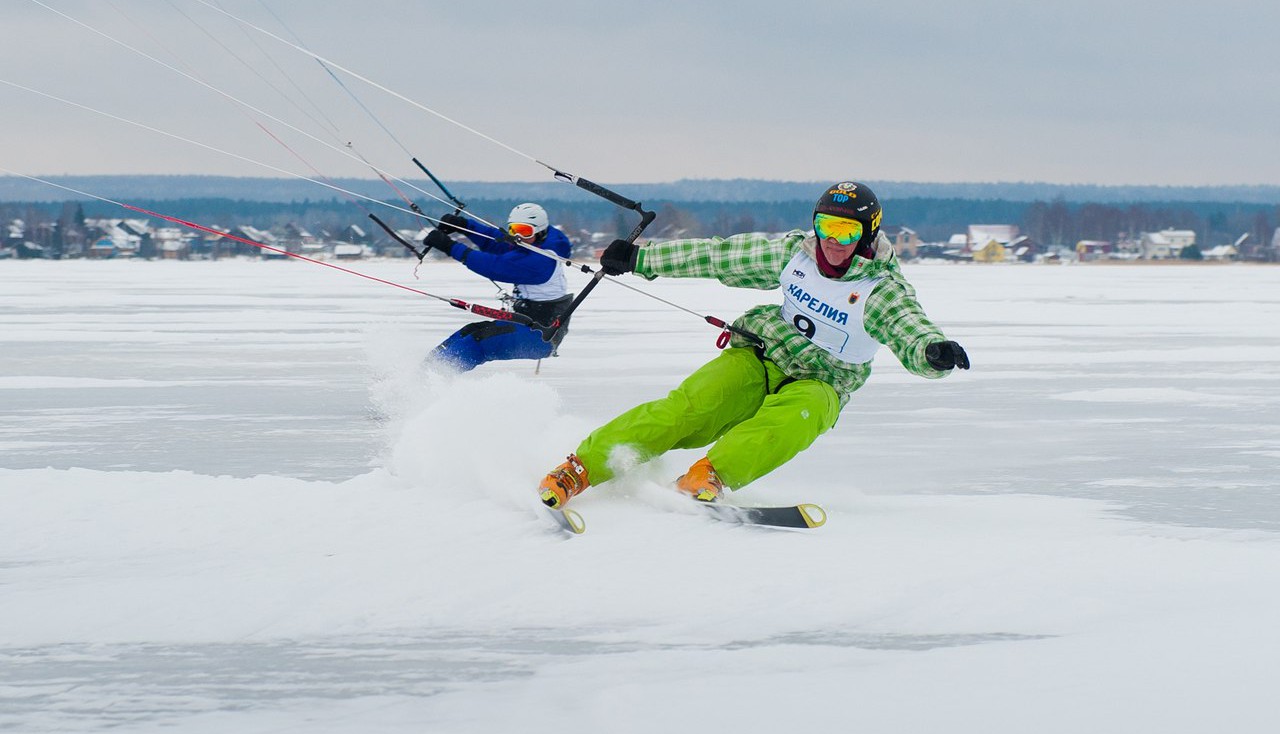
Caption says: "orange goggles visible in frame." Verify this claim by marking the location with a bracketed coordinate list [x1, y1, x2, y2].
[813, 213, 864, 246]
[507, 222, 537, 239]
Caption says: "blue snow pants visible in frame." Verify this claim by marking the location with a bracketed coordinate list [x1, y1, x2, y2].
[429, 320, 556, 372]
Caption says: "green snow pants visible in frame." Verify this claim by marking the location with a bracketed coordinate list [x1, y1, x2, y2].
[575, 347, 841, 489]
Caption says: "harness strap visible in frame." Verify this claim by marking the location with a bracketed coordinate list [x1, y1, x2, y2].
[751, 345, 795, 395]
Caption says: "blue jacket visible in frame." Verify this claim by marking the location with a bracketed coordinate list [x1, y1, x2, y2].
[445, 216, 572, 286]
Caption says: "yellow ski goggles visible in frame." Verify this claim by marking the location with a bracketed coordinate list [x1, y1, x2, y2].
[813, 213, 864, 246]
[507, 222, 538, 239]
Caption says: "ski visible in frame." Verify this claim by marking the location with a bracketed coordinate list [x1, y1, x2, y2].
[698, 502, 827, 529]
[535, 495, 823, 535]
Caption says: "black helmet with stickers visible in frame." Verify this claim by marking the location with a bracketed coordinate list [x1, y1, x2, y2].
[813, 182, 882, 248]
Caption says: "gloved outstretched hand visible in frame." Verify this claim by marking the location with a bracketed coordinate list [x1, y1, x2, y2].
[925, 340, 970, 371]
[434, 212, 468, 236]
[600, 239, 639, 275]
[422, 228, 454, 256]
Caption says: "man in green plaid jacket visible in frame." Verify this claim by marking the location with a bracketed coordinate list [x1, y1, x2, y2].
[539, 182, 969, 509]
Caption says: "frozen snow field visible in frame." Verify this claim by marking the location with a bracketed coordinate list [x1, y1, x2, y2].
[2, 258, 1278, 733]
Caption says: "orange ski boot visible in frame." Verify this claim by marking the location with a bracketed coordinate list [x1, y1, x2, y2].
[675, 457, 724, 503]
[539, 454, 590, 509]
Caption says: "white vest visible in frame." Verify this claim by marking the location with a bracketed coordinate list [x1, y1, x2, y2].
[779, 250, 883, 364]
[514, 246, 569, 301]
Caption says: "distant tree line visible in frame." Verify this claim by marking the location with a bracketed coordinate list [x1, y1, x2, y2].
[7, 176, 1279, 207]
[3, 195, 1277, 255]
[1016, 199, 1276, 250]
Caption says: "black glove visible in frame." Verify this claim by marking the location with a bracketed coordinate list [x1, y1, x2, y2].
[422, 228, 454, 256]
[600, 239, 639, 276]
[434, 212, 468, 236]
[925, 340, 970, 371]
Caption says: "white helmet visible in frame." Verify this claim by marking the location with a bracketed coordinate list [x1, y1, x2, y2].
[507, 203, 549, 239]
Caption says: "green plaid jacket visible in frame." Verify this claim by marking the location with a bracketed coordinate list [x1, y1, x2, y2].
[635, 230, 951, 405]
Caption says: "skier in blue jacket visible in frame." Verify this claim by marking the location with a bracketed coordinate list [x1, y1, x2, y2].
[421, 203, 575, 371]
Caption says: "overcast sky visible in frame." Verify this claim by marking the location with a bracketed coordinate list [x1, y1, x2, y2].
[3, 0, 1278, 187]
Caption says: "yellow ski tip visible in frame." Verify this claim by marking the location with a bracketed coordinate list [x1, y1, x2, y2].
[562, 508, 586, 534]
[797, 503, 827, 528]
